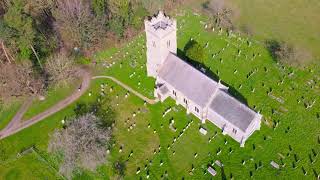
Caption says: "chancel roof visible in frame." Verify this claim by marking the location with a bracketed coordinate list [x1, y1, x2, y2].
[209, 90, 257, 132]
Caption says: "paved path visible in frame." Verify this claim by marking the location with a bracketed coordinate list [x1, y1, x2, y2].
[0, 73, 158, 140]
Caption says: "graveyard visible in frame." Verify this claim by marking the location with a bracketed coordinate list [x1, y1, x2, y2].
[0, 9, 319, 179]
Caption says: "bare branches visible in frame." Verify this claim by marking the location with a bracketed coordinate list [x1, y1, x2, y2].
[0, 40, 12, 63]
[0, 62, 45, 101]
[44, 53, 76, 86]
[48, 113, 112, 179]
[30, 44, 42, 69]
[53, 0, 105, 52]
[203, 0, 239, 31]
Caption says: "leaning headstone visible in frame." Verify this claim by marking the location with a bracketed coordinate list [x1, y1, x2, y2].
[270, 161, 280, 169]
[215, 160, 223, 167]
[207, 166, 217, 176]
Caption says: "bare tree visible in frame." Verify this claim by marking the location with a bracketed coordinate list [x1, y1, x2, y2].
[0, 62, 45, 101]
[203, 0, 239, 30]
[45, 53, 76, 86]
[48, 113, 112, 179]
[53, 0, 105, 53]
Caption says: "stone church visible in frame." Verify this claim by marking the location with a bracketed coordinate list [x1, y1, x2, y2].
[145, 11, 262, 147]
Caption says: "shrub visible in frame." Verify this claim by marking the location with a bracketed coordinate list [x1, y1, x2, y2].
[265, 40, 312, 67]
[130, 3, 148, 30]
[108, 17, 125, 38]
[74, 103, 88, 117]
[114, 159, 126, 177]
[73, 96, 116, 128]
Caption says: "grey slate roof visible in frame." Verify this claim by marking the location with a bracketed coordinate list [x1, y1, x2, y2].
[158, 53, 219, 107]
[209, 90, 256, 131]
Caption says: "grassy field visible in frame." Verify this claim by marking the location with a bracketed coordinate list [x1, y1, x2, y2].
[184, 0, 320, 64]
[232, 0, 320, 59]
[0, 9, 319, 179]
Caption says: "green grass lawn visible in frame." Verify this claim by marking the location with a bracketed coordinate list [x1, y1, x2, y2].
[0, 150, 62, 180]
[0, 100, 22, 130]
[22, 79, 81, 121]
[231, 0, 320, 62]
[0, 9, 319, 179]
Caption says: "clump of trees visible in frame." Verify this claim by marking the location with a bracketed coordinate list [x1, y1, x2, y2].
[184, 39, 205, 64]
[48, 113, 112, 178]
[0, 0, 192, 102]
[0, 0, 153, 102]
[265, 40, 312, 67]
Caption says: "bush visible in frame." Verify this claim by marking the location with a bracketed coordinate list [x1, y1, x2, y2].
[75, 56, 91, 65]
[74, 103, 88, 117]
[73, 96, 116, 128]
[130, 4, 148, 30]
[108, 17, 125, 37]
[265, 40, 312, 67]
[184, 39, 204, 64]
[114, 159, 126, 177]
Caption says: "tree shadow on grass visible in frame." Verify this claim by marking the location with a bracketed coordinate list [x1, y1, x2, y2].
[265, 39, 281, 63]
[177, 48, 248, 105]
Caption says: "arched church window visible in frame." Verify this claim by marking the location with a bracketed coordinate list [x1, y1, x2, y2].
[152, 41, 156, 47]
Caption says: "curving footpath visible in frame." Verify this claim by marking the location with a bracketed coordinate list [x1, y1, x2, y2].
[92, 76, 158, 104]
[0, 72, 158, 140]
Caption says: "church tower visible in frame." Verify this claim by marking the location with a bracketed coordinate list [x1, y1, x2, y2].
[144, 11, 177, 78]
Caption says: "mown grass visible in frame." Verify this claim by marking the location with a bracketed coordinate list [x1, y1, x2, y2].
[0, 9, 319, 180]
[0, 151, 62, 180]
